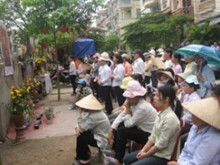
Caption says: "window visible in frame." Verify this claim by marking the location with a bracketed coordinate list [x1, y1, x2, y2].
[136, 8, 141, 18]
[200, 0, 207, 2]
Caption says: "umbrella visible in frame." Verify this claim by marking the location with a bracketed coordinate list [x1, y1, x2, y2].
[176, 44, 220, 67]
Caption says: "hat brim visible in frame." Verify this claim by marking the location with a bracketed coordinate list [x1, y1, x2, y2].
[123, 88, 146, 98]
[98, 57, 110, 61]
[75, 94, 104, 111]
[182, 98, 220, 129]
[155, 71, 173, 80]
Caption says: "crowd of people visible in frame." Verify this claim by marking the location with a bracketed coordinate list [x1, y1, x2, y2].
[69, 48, 220, 165]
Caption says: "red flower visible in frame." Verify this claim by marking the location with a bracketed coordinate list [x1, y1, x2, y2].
[42, 28, 47, 35]
[41, 42, 47, 48]
[85, 33, 88, 38]
[60, 26, 67, 33]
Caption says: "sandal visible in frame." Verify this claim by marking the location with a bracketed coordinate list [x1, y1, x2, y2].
[72, 161, 90, 165]
[104, 155, 116, 164]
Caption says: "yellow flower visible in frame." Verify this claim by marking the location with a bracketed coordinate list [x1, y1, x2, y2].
[10, 91, 14, 95]
[12, 96, 16, 99]
[15, 90, 20, 93]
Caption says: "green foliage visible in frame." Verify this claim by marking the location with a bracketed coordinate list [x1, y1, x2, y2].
[122, 13, 191, 50]
[184, 20, 220, 45]
[105, 34, 120, 51]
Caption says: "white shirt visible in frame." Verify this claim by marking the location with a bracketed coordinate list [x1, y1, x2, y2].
[178, 91, 200, 124]
[69, 61, 76, 75]
[99, 64, 112, 86]
[77, 64, 85, 78]
[164, 59, 172, 68]
[112, 64, 124, 87]
[132, 57, 145, 78]
[111, 99, 157, 133]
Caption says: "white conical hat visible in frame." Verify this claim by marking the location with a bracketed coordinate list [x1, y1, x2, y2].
[182, 97, 220, 129]
[75, 94, 104, 111]
[150, 55, 165, 69]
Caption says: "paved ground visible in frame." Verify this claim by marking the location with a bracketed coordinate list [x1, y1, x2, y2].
[1, 87, 117, 165]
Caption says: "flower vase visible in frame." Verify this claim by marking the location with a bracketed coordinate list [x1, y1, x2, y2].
[13, 114, 26, 142]
[13, 115, 24, 128]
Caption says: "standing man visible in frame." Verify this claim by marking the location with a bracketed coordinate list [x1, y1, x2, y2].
[132, 49, 145, 79]
[69, 57, 77, 96]
[98, 52, 113, 115]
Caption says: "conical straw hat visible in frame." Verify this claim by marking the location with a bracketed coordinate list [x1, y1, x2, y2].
[75, 94, 104, 111]
[182, 97, 220, 129]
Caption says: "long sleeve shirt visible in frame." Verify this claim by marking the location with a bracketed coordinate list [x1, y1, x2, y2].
[77, 111, 111, 149]
[111, 99, 157, 133]
[178, 91, 201, 124]
[132, 57, 145, 78]
[184, 62, 197, 75]
[99, 64, 112, 86]
[77, 64, 85, 78]
[69, 61, 77, 75]
[148, 107, 180, 160]
[178, 125, 220, 165]
[196, 65, 215, 98]
[145, 60, 152, 76]
[123, 61, 133, 77]
[112, 64, 124, 87]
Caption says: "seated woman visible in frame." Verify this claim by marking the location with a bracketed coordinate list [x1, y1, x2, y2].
[178, 75, 201, 134]
[155, 69, 175, 88]
[105, 80, 157, 165]
[123, 85, 180, 165]
[168, 97, 220, 165]
[72, 94, 111, 165]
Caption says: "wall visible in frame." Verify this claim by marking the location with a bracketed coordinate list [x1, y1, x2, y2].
[0, 61, 23, 141]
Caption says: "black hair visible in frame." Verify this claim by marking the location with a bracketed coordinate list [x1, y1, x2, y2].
[165, 48, 173, 58]
[79, 58, 84, 63]
[185, 82, 200, 91]
[146, 93, 154, 104]
[212, 85, 220, 97]
[114, 54, 123, 64]
[165, 68, 175, 78]
[158, 85, 182, 120]
[132, 74, 144, 87]
[173, 53, 182, 62]
[86, 69, 90, 74]
[70, 57, 74, 60]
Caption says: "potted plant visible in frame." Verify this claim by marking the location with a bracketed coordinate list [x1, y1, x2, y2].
[45, 107, 54, 124]
[9, 84, 35, 128]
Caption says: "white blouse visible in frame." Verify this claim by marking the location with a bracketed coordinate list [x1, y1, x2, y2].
[112, 64, 124, 87]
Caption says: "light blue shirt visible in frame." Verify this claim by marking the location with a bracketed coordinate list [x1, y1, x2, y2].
[178, 125, 220, 165]
[196, 65, 215, 98]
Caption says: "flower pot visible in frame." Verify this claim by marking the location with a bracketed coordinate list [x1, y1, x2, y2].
[46, 118, 52, 125]
[14, 115, 24, 128]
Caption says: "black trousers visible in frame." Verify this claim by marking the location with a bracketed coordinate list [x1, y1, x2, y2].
[112, 124, 150, 164]
[100, 86, 113, 114]
[70, 75, 77, 94]
[151, 71, 158, 88]
[76, 131, 98, 161]
[145, 76, 152, 95]
[114, 86, 125, 107]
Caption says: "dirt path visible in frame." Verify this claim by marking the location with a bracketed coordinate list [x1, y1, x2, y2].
[1, 136, 103, 165]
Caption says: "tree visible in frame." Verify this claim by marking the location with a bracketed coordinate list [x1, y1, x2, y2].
[105, 34, 120, 51]
[184, 20, 220, 45]
[1, 0, 103, 100]
[122, 13, 191, 50]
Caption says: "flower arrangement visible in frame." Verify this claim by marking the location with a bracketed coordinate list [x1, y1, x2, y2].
[34, 55, 47, 75]
[25, 77, 41, 101]
[9, 84, 35, 115]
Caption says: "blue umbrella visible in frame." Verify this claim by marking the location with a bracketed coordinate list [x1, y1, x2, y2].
[176, 44, 220, 67]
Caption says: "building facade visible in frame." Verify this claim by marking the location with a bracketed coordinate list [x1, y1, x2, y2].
[104, 0, 141, 36]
